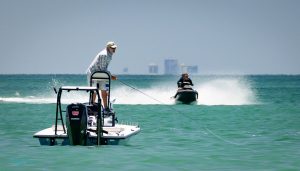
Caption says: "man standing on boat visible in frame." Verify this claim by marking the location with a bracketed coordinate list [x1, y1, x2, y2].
[87, 41, 117, 112]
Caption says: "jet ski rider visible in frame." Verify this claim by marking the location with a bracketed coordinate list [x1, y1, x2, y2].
[177, 73, 194, 89]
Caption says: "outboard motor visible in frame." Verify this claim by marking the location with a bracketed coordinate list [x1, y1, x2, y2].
[66, 103, 88, 145]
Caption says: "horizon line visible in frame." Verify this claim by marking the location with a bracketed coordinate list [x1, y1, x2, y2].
[0, 73, 299, 76]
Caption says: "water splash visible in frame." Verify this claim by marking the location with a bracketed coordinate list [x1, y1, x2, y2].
[0, 77, 257, 105]
[0, 97, 56, 104]
[112, 77, 257, 105]
[196, 78, 257, 105]
[0, 90, 89, 104]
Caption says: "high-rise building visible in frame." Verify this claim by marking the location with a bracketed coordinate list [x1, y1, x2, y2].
[180, 64, 198, 75]
[123, 67, 128, 74]
[164, 59, 179, 75]
[187, 65, 198, 74]
[148, 63, 158, 74]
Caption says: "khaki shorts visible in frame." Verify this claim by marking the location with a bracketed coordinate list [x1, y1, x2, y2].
[92, 80, 109, 91]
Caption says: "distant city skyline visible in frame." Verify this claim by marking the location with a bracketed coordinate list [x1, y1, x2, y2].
[123, 58, 200, 75]
[148, 63, 159, 74]
[0, 0, 299, 74]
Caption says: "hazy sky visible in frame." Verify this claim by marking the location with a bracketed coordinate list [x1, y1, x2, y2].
[0, 0, 299, 74]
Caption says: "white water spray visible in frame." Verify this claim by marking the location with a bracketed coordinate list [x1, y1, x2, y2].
[196, 78, 256, 105]
[112, 77, 257, 105]
[0, 77, 257, 105]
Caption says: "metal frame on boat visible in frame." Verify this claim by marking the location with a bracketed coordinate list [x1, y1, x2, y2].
[33, 71, 140, 146]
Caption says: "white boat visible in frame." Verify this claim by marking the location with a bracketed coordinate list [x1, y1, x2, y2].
[33, 71, 140, 145]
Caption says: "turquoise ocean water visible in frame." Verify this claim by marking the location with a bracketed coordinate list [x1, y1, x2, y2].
[0, 74, 299, 170]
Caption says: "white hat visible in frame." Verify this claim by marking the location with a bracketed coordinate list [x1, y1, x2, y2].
[106, 41, 117, 48]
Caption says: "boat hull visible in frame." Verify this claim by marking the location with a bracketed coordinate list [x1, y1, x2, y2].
[33, 124, 140, 146]
[36, 136, 127, 146]
[175, 89, 198, 104]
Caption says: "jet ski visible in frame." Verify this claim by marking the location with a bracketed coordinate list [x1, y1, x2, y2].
[174, 84, 198, 104]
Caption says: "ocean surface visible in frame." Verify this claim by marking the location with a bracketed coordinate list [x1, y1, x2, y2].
[0, 74, 299, 171]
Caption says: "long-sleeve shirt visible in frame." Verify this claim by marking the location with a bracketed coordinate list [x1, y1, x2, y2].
[86, 48, 112, 75]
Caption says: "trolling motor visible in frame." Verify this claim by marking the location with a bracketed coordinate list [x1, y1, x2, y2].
[66, 103, 88, 145]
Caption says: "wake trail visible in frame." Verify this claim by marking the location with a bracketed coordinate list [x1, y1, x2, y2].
[0, 77, 258, 105]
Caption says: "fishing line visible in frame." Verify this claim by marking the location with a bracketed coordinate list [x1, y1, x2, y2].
[117, 80, 166, 105]
[117, 79, 247, 147]
[117, 79, 186, 114]
[204, 127, 244, 146]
